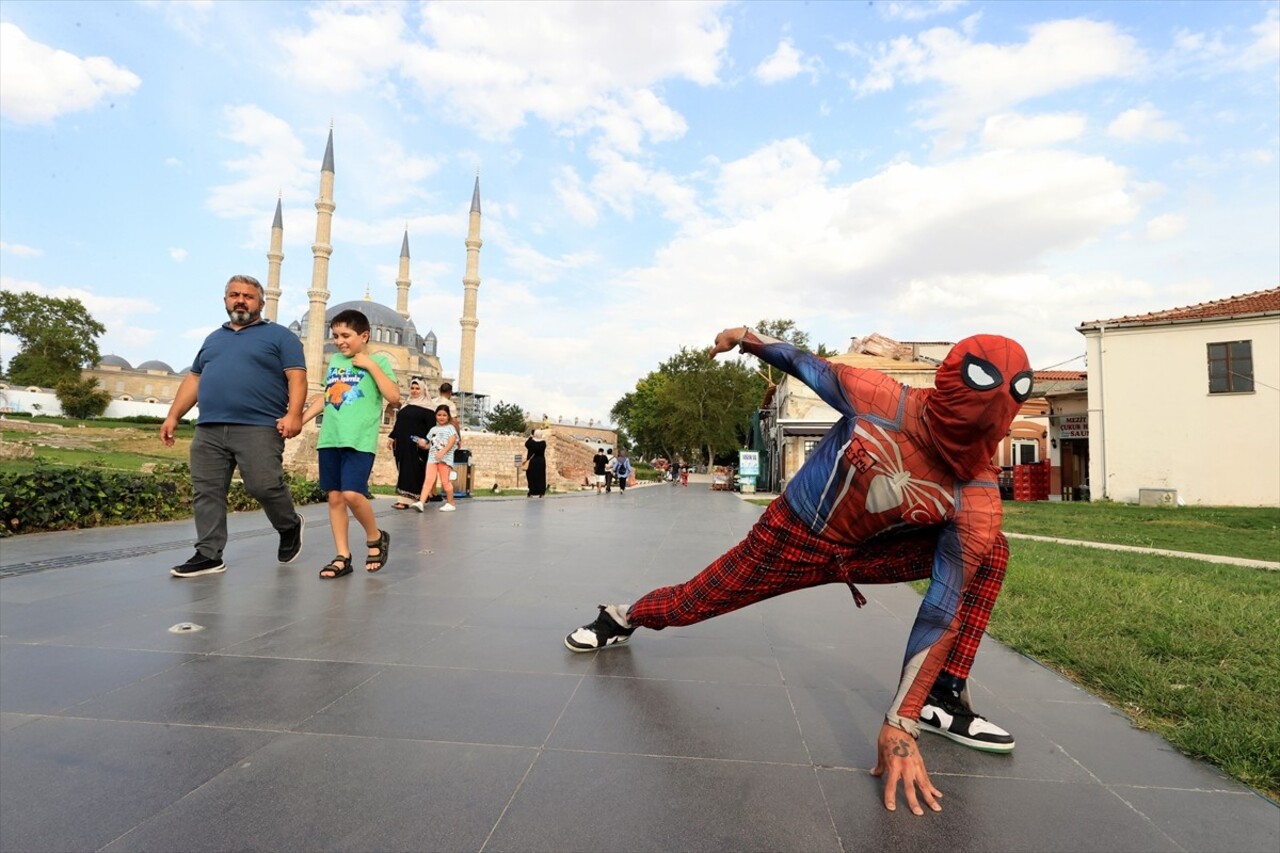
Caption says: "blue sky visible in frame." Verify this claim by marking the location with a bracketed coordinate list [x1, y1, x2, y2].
[1, 0, 1277, 424]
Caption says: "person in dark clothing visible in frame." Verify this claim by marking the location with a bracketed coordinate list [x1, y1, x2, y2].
[592, 448, 609, 494]
[524, 430, 548, 497]
[386, 378, 434, 509]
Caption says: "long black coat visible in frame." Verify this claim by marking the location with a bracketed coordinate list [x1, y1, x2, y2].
[388, 403, 434, 497]
[524, 436, 548, 496]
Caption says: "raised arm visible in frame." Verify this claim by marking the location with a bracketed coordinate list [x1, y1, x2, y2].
[710, 326, 860, 416]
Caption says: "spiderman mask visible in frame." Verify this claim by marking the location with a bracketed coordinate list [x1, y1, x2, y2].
[926, 335, 1033, 481]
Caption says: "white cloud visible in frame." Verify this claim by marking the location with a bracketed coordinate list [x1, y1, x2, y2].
[169, 248, 188, 263]
[0, 242, 43, 258]
[279, 2, 728, 151]
[1107, 104, 1186, 142]
[0, 23, 141, 124]
[1169, 9, 1279, 75]
[880, 1, 970, 23]
[1237, 8, 1280, 70]
[277, 2, 407, 93]
[853, 19, 1145, 151]
[980, 112, 1087, 149]
[553, 167, 599, 227]
[206, 105, 314, 220]
[164, 157, 182, 168]
[754, 38, 819, 84]
[1145, 214, 1187, 241]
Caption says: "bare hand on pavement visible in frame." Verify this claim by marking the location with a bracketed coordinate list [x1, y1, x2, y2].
[871, 721, 942, 816]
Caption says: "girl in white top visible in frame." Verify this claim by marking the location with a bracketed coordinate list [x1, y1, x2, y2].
[411, 405, 459, 512]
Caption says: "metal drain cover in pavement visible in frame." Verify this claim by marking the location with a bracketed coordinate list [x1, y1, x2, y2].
[168, 622, 205, 634]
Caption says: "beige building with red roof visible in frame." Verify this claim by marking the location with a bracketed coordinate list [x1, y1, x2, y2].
[1077, 288, 1279, 506]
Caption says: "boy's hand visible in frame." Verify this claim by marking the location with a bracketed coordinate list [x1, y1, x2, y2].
[708, 327, 747, 359]
[350, 352, 374, 370]
[871, 722, 942, 816]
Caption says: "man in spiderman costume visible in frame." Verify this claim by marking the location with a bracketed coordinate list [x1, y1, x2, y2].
[566, 326, 1034, 816]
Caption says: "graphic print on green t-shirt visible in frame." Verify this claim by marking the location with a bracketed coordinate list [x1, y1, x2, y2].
[317, 352, 397, 453]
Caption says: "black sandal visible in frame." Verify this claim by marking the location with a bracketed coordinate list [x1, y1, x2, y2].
[366, 530, 390, 573]
[320, 555, 353, 579]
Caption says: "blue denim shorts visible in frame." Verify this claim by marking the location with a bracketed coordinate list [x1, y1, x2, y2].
[318, 448, 376, 494]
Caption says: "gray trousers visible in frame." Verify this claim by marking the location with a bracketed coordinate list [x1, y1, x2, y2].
[190, 424, 297, 560]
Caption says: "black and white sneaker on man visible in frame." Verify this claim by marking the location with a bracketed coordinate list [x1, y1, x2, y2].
[171, 552, 226, 578]
[564, 604, 635, 652]
[919, 690, 1015, 753]
[277, 513, 305, 563]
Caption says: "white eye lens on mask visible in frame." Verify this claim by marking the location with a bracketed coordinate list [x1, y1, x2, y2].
[965, 362, 998, 388]
[1011, 375, 1032, 397]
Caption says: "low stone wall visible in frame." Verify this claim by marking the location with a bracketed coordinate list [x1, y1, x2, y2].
[281, 427, 604, 493]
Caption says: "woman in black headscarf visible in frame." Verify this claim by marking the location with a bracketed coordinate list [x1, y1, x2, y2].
[386, 378, 434, 509]
[524, 429, 548, 498]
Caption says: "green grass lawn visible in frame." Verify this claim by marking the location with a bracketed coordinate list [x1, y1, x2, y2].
[982, 541, 1279, 800]
[1001, 501, 1279, 562]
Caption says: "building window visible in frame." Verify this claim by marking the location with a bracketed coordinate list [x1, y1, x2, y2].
[395, 330, 402, 345]
[1012, 439, 1039, 465]
[802, 439, 819, 462]
[1207, 340, 1253, 393]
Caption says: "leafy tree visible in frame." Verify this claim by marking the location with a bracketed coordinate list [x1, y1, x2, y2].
[484, 400, 528, 434]
[0, 291, 105, 386]
[613, 347, 765, 465]
[55, 377, 111, 420]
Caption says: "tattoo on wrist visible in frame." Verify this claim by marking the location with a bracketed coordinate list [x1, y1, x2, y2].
[892, 738, 912, 758]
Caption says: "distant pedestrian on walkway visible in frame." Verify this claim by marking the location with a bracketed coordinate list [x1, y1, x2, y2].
[604, 450, 616, 493]
[387, 378, 433, 509]
[411, 405, 459, 512]
[525, 429, 548, 497]
[300, 309, 399, 577]
[593, 448, 609, 494]
[160, 274, 307, 579]
[613, 450, 632, 492]
[566, 326, 1031, 817]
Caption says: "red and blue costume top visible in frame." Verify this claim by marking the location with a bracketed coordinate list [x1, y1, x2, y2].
[739, 329, 1032, 735]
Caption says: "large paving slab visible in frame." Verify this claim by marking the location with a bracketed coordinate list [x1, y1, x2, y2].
[1, 485, 1276, 852]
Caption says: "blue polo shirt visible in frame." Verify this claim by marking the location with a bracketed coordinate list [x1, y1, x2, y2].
[191, 319, 306, 426]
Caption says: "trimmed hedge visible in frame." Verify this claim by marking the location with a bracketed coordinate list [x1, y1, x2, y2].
[0, 461, 324, 537]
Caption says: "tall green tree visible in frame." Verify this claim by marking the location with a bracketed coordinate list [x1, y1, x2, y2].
[613, 347, 765, 465]
[484, 400, 528, 434]
[55, 377, 112, 420]
[0, 291, 106, 386]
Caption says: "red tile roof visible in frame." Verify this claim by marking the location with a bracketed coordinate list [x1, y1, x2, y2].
[1034, 370, 1087, 381]
[1078, 287, 1280, 330]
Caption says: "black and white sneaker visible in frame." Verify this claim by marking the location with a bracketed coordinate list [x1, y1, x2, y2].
[171, 552, 226, 578]
[278, 513, 305, 563]
[919, 689, 1015, 753]
[564, 604, 635, 652]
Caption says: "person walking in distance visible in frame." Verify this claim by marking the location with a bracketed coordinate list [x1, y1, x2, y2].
[566, 325, 1030, 816]
[613, 449, 632, 492]
[299, 309, 400, 577]
[387, 378, 434, 509]
[160, 274, 307, 578]
[592, 448, 609, 494]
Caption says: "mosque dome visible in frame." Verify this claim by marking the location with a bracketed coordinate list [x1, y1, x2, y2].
[296, 299, 432, 353]
[137, 360, 176, 373]
[99, 354, 133, 369]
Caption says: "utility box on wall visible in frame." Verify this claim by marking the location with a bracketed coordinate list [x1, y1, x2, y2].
[1138, 488, 1178, 507]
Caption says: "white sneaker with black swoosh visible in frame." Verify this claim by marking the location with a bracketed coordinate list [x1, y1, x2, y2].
[919, 691, 1015, 753]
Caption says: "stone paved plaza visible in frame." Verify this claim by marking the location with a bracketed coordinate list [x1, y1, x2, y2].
[1, 483, 1276, 852]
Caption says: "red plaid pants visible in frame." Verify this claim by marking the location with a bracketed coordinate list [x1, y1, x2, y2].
[627, 498, 1008, 681]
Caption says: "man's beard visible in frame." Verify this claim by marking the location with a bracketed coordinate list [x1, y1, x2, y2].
[227, 307, 259, 325]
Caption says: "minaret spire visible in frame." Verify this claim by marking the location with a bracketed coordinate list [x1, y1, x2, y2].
[264, 193, 284, 322]
[395, 225, 411, 319]
[458, 174, 482, 396]
[304, 126, 335, 391]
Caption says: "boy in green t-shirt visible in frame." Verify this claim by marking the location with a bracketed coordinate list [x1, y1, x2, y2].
[301, 309, 400, 578]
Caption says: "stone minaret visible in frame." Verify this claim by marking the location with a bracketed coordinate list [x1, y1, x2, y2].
[304, 128, 335, 390]
[458, 175, 482, 394]
[264, 195, 284, 322]
[395, 227, 411, 319]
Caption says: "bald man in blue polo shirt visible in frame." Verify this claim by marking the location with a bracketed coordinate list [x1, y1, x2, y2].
[160, 275, 308, 578]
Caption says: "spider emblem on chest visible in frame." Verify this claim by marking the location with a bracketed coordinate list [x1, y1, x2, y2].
[845, 424, 953, 523]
